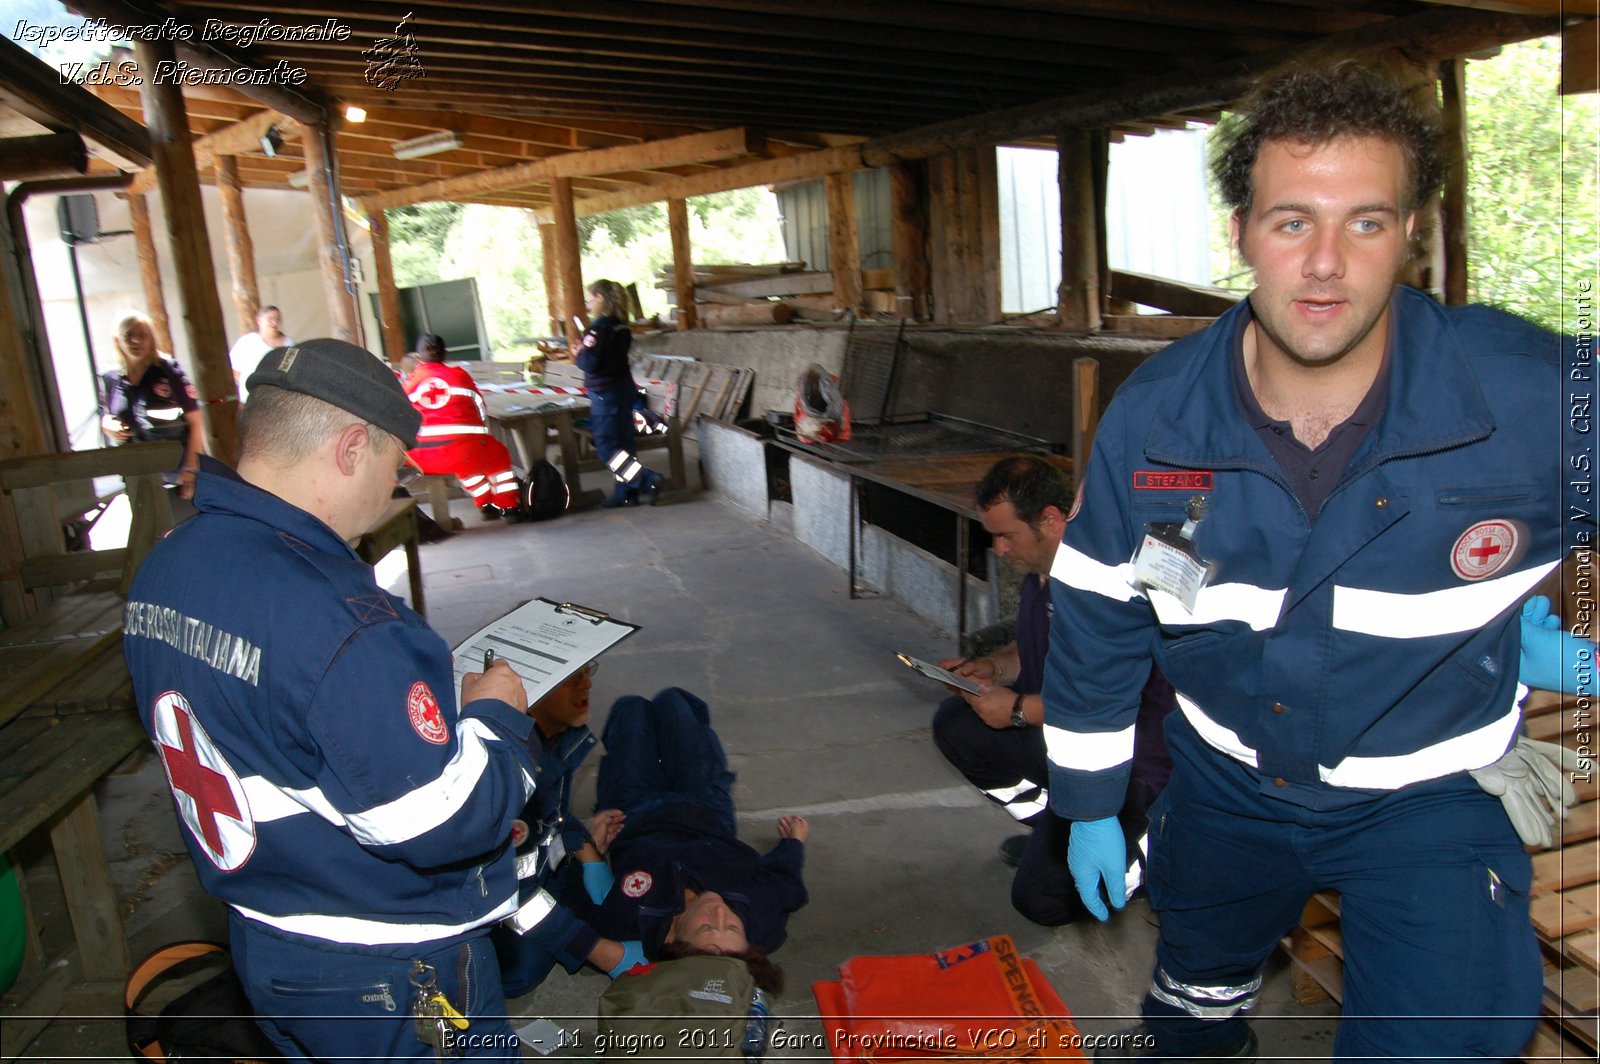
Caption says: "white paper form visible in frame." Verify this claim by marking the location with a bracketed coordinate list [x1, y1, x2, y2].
[451, 598, 638, 706]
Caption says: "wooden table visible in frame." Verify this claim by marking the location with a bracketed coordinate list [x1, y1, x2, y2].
[807, 449, 1074, 647]
[482, 393, 604, 509]
[351, 497, 426, 617]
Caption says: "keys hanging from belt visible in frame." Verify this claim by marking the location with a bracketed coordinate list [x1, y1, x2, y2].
[410, 959, 469, 1059]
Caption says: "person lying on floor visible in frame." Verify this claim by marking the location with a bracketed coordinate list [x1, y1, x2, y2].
[558, 686, 810, 995]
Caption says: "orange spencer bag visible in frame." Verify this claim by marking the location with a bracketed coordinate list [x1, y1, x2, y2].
[812, 935, 1084, 1063]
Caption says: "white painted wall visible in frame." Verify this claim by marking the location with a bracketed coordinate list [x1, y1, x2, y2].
[23, 185, 381, 451]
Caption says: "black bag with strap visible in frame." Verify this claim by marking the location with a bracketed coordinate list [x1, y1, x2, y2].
[522, 458, 569, 521]
[125, 941, 277, 1063]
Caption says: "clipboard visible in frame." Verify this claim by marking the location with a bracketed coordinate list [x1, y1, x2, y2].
[896, 653, 982, 695]
[452, 598, 638, 706]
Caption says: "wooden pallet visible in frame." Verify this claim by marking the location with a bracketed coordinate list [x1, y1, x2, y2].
[1279, 688, 1600, 1058]
[636, 355, 754, 428]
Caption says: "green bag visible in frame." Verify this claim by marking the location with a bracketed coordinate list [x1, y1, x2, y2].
[597, 955, 766, 1059]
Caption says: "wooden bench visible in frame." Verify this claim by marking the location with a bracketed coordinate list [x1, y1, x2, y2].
[0, 442, 180, 1050]
[414, 474, 463, 531]
[351, 496, 426, 618]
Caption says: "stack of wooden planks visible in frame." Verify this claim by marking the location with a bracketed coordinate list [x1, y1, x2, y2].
[655, 262, 901, 323]
[541, 356, 754, 430]
[1279, 685, 1599, 1059]
[634, 354, 754, 428]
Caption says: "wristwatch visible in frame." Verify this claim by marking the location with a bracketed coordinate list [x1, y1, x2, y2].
[1010, 693, 1027, 729]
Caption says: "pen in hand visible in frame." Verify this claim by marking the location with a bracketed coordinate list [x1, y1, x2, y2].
[484, 648, 495, 671]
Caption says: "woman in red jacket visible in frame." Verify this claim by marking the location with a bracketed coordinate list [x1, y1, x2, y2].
[403, 333, 524, 520]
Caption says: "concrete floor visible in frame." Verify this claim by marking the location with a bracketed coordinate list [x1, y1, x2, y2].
[15, 458, 1340, 1061]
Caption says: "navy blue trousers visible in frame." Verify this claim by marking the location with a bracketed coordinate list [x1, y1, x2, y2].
[596, 687, 736, 830]
[587, 387, 657, 503]
[933, 696, 1157, 926]
[230, 913, 521, 1061]
[1141, 734, 1541, 1062]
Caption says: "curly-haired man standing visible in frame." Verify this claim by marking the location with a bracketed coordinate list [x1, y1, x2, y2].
[1046, 60, 1583, 1062]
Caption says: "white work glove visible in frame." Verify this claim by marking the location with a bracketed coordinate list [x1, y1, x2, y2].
[1469, 737, 1580, 849]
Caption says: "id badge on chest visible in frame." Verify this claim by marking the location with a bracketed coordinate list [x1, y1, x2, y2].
[1131, 494, 1215, 612]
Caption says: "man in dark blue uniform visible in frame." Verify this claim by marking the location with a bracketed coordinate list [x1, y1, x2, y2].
[931, 455, 1173, 926]
[125, 339, 541, 1061]
[1045, 62, 1586, 1062]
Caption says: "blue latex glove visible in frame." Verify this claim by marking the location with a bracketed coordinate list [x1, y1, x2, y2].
[1067, 816, 1127, 922]
[582, 861, 615, 905]
[608, 940, 647, 979]
[1521, 596, 1592, 695]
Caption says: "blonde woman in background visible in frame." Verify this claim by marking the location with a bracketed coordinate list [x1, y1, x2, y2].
[97, 312, 205, 499]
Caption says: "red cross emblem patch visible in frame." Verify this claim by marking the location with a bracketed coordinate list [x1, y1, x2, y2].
[1450, 519, 1520, 581]
[151, 691, 254, 870]
[412, 377, 452, 410]
[408, 681, 449, 744]
[622, 870, 653, 898]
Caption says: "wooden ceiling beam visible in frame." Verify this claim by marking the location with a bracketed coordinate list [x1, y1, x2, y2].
[361, 126, 765, 212]
[66, 0, 331, 124]
[616, 0, 1287, 54]
[861, 5, 1560, 165]
[530, 145, 865, 223]
[127, 108, 288, 193]
[258, 34, 1136, 90]
[347, 103, 704, 147]
[312, 72, 960, 122]
[307, 78, 941, 134]
[1412, 0, 1597, 16]
[264, 55, 1080, 115]
[0, 33, 151, 167]
[181, 1, 1165, 73]
[987, 0, 1390, 37]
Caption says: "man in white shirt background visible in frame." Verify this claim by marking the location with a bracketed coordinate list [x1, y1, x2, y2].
[229, 305, 291, 402]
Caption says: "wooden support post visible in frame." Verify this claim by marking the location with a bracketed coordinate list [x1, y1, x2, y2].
[1092, 130, 1111, 322]
[367, 210, 407, 366]
[1394, 64, 1444, 298]
[538, 223, 561, 338]
[299, 120, 358, 343]
[889, 162, 930, 321]
[550, 177, 585, 345]
[1057, 127, 1102, 332]
[970, 148, 1000, 324]
[1071, 356, 1100, 481]
[50, 792, 129, 981]
[825, 172, 863, 313]
[1439, 57, 1469, 306]
[214, 155, 259, 338]
[0, 209, 49, 625]
[667, 198, 698, 330]
[124, 193, 173, 354]
[133, 38, 237, 465]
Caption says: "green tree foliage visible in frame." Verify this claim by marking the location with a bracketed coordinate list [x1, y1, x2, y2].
[383, 187, 784, 353]
[1206, 35, 1597, 332]
[1464, 36, 1597, 331]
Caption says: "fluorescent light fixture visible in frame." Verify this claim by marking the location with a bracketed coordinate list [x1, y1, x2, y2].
[344, 105, 367, 123]
[259, 126, 282, 157]
[392, 131, 463, 160]
[287, 170, 311, 189]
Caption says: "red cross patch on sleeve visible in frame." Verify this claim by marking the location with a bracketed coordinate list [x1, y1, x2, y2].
[408, 681, 450, 744]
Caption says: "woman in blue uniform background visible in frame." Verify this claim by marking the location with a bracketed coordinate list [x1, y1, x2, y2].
[98, 311, 205, 500]
[573, 280, 663, 508]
